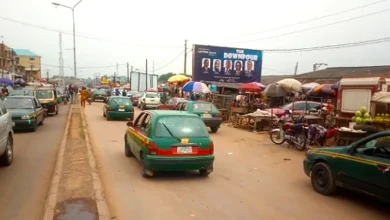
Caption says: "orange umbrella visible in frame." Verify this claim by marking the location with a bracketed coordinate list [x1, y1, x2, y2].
[312, 84, 333, 94]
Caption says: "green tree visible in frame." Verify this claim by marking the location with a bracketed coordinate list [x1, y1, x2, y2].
[158, 72, 175, 82]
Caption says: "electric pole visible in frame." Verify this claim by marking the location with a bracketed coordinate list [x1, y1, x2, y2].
[116, 63, 119, 78]
[113, 72, 116, 87]
[184, 39, 188, 75]
[127, 62, 130, 84]
[294, 62, 299, 76]
[152, 60, 154, 88]
[145, 59, 148, 90]
[59, 32, 65, 87]
[46, 70, 50, 82]
[130, 65, 133, 88]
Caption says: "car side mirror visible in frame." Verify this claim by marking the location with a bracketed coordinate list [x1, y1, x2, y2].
[127, 121, 133, 127]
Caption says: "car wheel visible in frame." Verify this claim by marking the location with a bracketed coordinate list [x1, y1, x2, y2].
[0, 135, 13, 166]
[39, 115, 44, 125]
[311, 162, 337, 195]
[210, 127, 218, 133]
[141, 154, 153, 178]
[55, 105, 59, 115]
[199, 169, 211, 177]
[103, 111, 106, 117]
[31, 120, 38, 132]
[124, 135, 134, 157]
[106, 115, 111, 121]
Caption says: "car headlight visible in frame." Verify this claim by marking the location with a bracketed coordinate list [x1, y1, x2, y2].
[21, 115, 31, 120]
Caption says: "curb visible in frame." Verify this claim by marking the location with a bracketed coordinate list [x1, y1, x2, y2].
[41, 106, 72, 220]
[80, 106, 111, 220]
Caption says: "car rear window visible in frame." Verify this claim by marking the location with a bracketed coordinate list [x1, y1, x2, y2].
[193, 103, 217, 112]
[94, 90, 106, 94]
[155, 116, 209, 138]
[110, 98, 132, 105]
[36, 90, 53, 99]
[146, 93, 158, 98]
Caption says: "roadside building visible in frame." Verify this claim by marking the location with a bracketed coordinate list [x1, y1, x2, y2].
[14, 49, 41, 81]
[0, 43, 16, 79]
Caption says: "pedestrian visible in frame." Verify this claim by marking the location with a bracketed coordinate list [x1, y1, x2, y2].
[115, 89, 120, 96]
[80, 87, 88, 107]
[122, 89, 127, 97]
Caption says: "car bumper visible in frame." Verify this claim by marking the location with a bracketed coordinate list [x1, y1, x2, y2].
[202, 118, 222, 127]
[107, 111, 133, 119]
[93, 96, 106, 101]
[144, 103, 159, 108]
[12, 119, 37, 129]
[303, 158, 313, 177]
[145, 155, 215, 171]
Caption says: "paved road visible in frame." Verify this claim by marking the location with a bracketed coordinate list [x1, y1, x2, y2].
[85, 103, 389, 220]
[0, 104, 70, 220]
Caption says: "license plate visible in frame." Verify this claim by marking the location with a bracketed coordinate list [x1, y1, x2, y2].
[118, 109, 125, 112]
[12, 122, 15, 127]
[202, 114, 211, 118]
[150, 100, 155, 102]
[177, 146, 192, 154]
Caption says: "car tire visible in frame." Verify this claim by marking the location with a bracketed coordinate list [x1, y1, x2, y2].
[31, 120, 38, 132]
[106, 115, 111, 121]
[124, 135, 134, 157]
[311, 162, 337, 195]
[55, 105, 59, 115]
[141, 154, 152, 178]
[103, 111, 106, 117]
[39, 115, 44, 125]
[210, 127, 219, 133]
[0, 135, 13, 166]
[199, 169, 211, 177]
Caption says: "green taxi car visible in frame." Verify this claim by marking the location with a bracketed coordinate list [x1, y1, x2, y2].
[174, 101, 222, 133]
[103, 96, 134, 121]
[304, 131, 390, 203]
[4, 96, 45, 131]
[124, 110, 215, 177]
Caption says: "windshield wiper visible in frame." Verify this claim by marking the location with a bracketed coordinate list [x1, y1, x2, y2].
[161, 122, 181, 142]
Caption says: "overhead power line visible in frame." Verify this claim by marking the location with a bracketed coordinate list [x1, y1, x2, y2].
[225, 8, 390, 45]
[263, 37, 390, 53]
[42, 63, 127, 69]
[234, 0, 387, 38]
[0, 15, 181, 48]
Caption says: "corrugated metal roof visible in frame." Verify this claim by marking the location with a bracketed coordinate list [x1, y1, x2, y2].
[13, 49, 39, 57]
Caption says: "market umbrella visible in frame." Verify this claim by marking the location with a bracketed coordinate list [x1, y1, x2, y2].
[0, 78, 13, 85]
[263, 83, 287, 97]
[311, 84, 333, 95]
[182, 81, 210, 93]
[331, 81, 340, 89]
[167, 74, 190, 83]
[238, 82, 263, 91]
[302, 82, 319, 92]
[276, 78, 302, 93]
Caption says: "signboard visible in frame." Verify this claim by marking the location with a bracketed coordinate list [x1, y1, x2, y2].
[192, 44, 262, 83]
[101, 75, 109, 85]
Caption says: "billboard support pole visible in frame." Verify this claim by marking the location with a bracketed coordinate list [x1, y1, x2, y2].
[137, 71, 140, 91]
[127, 62, 130, 83]
[184, 39, 187, 75]
[145, 59, 148, 90]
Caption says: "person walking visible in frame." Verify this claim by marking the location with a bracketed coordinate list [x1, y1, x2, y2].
[122, 89, 127, 97]
[80, 87, 88, 107]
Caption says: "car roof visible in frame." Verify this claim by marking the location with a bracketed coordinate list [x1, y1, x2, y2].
[6, 95, 35, 99]
[147, 110, 199, 117]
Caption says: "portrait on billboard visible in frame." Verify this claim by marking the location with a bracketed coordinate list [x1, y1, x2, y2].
[213, 59, 221, 74]
[201, 58, 211, 74]
[234, 60, 243, 76]
[245, 60, 255, 77]
[223, 60, 233, 75]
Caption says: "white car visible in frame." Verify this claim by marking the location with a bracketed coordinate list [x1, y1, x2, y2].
[0, 98, 14, 166]
[139, 92, 160, 110]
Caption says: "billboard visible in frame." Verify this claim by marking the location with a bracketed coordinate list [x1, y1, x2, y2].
[130, 72, 158, 91]
[192, 44, 262, 83]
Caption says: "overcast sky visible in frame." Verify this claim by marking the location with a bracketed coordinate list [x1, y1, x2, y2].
[1, 0, 390, 78]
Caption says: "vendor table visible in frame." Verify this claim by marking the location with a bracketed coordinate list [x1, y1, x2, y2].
[233, 115, 277, 132]
[335, 130, 367, 146]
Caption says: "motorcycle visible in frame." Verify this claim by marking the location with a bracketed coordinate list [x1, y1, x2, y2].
[270, 115, 308, 151]
[62, 96, 69, 105]
[87, 97, 92, 105]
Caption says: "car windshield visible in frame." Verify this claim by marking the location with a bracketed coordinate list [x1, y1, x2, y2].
[146, 93, 158, 98]
[155, 116, 209, 138]
[9, 90, 33, 96]
[110, 98, 131, 105]
[94, 89, 106, 94]
[5, 98, 34, 109]
[193, 102, 217, 112]
[36, 90, 53, 99]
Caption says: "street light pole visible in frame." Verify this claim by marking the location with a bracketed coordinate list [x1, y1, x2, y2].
[52, 0, 84, 79]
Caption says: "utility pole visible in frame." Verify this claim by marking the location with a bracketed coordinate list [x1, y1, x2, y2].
[113, 72, 116, 87]
[126, 62, 130, 84]
[46, 70, 50, 82]
[130, 65, 133, 88]
[145, 59, 148, 90]
[294, 62, 299, 76]
[184, 39, 188, 75]
[59, 32, 65, 87]
[116, 63, 119, 78]
[152, 60, 154, 88]
[153, 60, 155, 75]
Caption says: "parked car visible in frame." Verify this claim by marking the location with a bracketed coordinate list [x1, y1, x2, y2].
[124, 110, 215, 177]
[158, 97, 186, 110]
[127, 91, 143, 106]
[103, 96, 134, 121]
[174, 101, 222, 133]
[34, 88, 58, 116]
[0, 98, 14, 166]
[139, 92, 160, 110]
[4, 96, 45, 131]
[265, 101, 323, 117]
[304, 130, 390, 204]
[92, 89, 109, 102]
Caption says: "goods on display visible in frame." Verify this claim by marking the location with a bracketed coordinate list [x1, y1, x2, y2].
[373, 113, 390, 123]
[351, 106, 372, 123]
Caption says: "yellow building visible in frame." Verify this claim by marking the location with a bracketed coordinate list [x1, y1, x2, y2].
[14, 49, 41, 80]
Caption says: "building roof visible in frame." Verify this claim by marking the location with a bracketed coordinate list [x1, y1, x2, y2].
[13, 49, 39, 57]
[295, 65, 390, 79]
[260, 74, 294, 85]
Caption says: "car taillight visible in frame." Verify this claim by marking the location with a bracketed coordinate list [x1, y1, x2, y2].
[107, 106, 112, 111]
[209, 141, 214, 154]
[148, 141, 158, 155]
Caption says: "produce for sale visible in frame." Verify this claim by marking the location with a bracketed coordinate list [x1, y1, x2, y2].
[353, 106, 372, 124]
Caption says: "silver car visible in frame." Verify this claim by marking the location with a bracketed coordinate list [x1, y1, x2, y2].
[0, 98, 14, 166]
